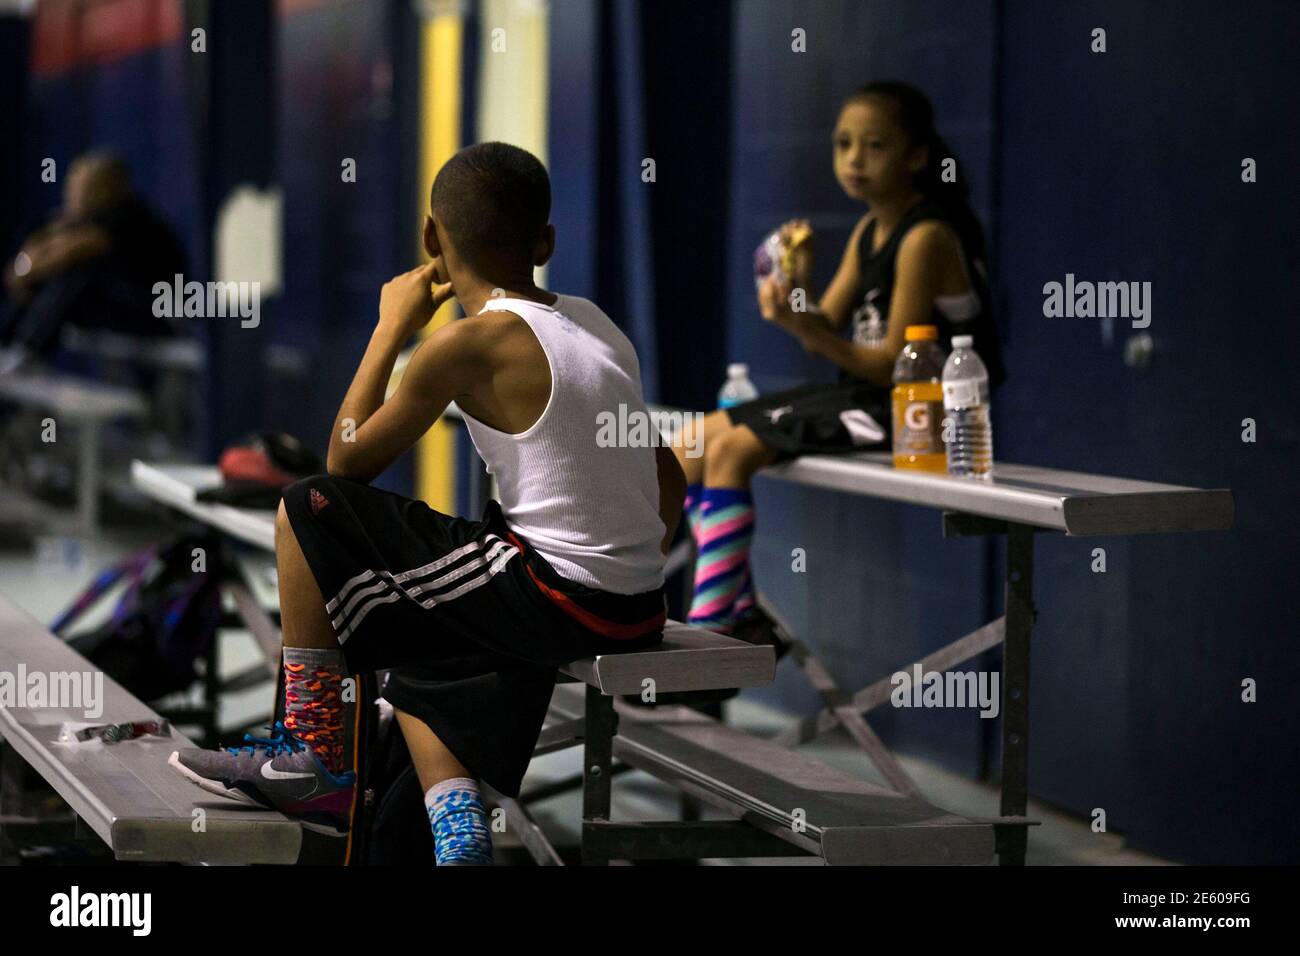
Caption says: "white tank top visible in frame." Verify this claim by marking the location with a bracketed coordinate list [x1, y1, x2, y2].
[461, 294, 666, 595]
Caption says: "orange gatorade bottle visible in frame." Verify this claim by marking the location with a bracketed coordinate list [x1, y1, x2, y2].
[891, 324, 948, 472]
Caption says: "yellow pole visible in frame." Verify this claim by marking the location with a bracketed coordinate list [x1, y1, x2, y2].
[414, 0, 464, 513]
[477, 0, 550, 281]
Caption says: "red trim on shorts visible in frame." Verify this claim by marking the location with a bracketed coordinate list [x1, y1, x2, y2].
[507, 533, 665, 641]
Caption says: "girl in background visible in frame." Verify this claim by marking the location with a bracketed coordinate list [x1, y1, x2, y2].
[675, 81, 1004, 643]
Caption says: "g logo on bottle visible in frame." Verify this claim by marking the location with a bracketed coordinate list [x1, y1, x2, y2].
[905, 402, 930, 432]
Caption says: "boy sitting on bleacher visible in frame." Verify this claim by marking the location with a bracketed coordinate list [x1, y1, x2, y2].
[171, 142, 685, 864]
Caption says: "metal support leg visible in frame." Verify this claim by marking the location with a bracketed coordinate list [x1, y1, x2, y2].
[482, 784, 565, 866]
[780, 634, 923, 797]
[200, 605, 222, 745]
[581, 686, 617, 865]
[225, 577, 283, 679]
[998, 522, 1035, 865]
[772, 617, 1006, 748]
[76, 421, 99, 535]
[670, 535, 712, 820]
[0, 743, 24, 854]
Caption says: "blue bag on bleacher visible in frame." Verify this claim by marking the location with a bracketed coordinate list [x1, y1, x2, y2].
[52, 533, 223, 703]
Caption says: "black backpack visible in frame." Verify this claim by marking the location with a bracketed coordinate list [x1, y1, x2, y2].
[355, 691, 434, 866]
[52, 534, 223, 703]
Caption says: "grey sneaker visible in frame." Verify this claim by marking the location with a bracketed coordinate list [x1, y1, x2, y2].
[168, 722, 356, 836]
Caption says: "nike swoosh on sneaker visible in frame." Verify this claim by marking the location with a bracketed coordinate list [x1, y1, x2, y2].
[261, 762, 315, 780]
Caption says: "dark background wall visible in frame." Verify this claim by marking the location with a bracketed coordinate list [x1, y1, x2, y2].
[270, 0, 411, 494]
[713, 0, 1299, 864]
[990, 0, 1300, 865]
[548, 0, 734, 411]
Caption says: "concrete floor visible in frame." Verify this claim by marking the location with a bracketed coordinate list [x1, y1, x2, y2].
[0, 525, 1169, 866]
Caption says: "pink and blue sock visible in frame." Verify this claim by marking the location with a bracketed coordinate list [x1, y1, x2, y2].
[426, 777, 494, 865]
[687, 486, 755, 633]
[684, 482, 704, 540]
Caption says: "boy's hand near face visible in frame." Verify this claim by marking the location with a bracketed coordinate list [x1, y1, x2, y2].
[327, 260, 474, 483]
[378, 260, 456, 339]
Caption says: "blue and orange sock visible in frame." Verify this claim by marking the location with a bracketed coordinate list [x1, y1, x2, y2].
[282, 646, 352, 775]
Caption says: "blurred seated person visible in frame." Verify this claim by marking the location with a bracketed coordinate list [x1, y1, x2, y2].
[1, 150, 187, 369]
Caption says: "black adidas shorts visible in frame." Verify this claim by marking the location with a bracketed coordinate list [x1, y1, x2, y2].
[724, 380, 891, 460]
[282, 474, 666, 797]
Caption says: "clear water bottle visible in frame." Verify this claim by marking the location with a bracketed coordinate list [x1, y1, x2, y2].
[718, 363, 759, 408]
[942, 334, 994, 479]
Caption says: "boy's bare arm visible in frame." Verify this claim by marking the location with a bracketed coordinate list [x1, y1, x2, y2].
[327, 263, 483, 483]
[655, 442, 687, 554]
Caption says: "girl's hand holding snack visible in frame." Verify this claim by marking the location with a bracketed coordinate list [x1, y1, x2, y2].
[754, 219, 813, 318]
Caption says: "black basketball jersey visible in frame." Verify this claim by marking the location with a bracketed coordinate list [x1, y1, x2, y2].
[848, 197, 1004, 387]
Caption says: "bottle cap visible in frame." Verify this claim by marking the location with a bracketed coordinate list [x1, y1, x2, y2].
[727, 363, 749, 377]
[951, 335, 974, 348]
[905, 325, 938, 342]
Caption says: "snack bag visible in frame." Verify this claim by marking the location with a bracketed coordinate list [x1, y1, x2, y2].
[753, 221, 812, 291]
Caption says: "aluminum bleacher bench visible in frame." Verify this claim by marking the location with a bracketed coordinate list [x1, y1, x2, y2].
[0, 594, 300, 864]
[129, 461, 1023, 865]
[0, 369, 147, 533]
[61, 328, 205, 374]
[508, 622, 1004, 866]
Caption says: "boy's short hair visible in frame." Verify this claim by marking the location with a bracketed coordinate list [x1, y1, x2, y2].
[430, 142, 551, 273]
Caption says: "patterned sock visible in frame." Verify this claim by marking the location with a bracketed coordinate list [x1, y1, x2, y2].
[282, 646, 352, 776]
[687, 486, 755, 633]
[426, 777, 494, 865]
[684, 482, 704, 540]
[733, 567, 756, 618]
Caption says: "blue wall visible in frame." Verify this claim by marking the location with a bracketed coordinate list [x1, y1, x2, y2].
[270, 0, 415, 493]
[712, 0, 1300, 863]
[992, 0, 1300, 864]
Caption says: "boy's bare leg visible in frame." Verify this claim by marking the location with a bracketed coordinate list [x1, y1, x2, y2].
[276, 501, 471, 784]
[275, 503, 491, 862]
[394, 710, 472, 792]
[275, 501, 337, 650]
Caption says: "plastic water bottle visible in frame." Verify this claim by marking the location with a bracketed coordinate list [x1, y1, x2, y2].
[718, 363, 759, 408]
[942, 334, 994, 479]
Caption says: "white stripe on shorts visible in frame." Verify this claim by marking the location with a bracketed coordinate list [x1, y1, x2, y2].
[325, 537, 491, 615]
[332, 538, 519, 643]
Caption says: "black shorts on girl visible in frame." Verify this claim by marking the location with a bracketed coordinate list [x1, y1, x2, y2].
[281, 474, 666, 797]
[724, 380, 891, 460]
